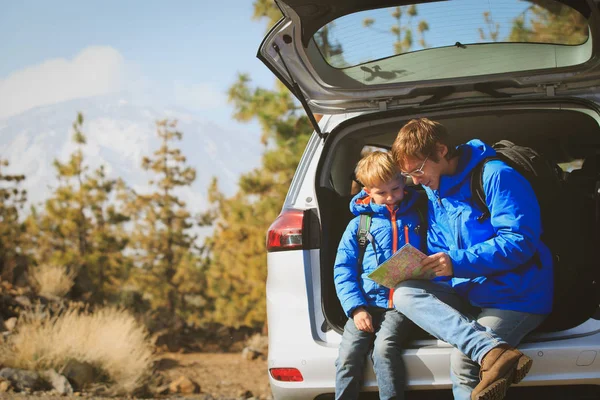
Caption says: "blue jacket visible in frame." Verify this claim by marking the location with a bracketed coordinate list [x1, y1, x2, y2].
[426, 139, 553, 314]
[334, 188, 425, 317]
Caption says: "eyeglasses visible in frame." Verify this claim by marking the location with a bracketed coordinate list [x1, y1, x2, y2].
[400, 155, 429, 178]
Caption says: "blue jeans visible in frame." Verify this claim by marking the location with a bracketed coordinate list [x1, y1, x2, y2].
[335, 307, 414, 400]
[392, 280, 546, 400]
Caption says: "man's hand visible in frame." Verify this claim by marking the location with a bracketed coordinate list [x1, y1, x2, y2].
[352, 307, 374, 332]
[421, 252, 454, 277]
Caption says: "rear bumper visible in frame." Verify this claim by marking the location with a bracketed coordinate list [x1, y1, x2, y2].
[266, 252, 600, 399]
[269, 330, 600, 399]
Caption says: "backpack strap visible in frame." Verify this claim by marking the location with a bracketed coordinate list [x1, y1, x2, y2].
[472, 140, 544, 218]
[357, 213, 376, 268]
[471, 157, 498, 222]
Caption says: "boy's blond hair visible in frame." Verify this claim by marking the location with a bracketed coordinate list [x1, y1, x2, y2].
[355, 151, 403, 188]
[391, 118, 454, 169]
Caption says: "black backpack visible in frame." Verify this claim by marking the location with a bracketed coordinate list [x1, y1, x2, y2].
[471, 140, 598, 331]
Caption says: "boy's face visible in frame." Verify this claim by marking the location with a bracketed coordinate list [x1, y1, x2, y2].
[365, 176, 405, 206]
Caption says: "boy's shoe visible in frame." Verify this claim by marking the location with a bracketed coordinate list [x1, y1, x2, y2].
[471, 344, 533, 400]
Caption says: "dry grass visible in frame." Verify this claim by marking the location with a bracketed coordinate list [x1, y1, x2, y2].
[28, 264, 76, 298]
[0, 305, 154, 394]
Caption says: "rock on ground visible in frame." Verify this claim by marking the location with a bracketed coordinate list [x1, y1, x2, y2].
[0, 368, 49, 392]
[168, 375, 201, 394]
[40, 369, 73, 396]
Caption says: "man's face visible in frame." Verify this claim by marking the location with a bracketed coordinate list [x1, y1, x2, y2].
[401, 153, 445, 190]
[365, 176, 405, 206]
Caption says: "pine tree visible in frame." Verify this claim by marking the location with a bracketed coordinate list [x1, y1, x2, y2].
[25, 113, 131, 301]
[362, 5, 429, 54]
[251, 0, 283, 30]
[203, 80, 311, 328]
[478, 11, 500, 42]
[0, 159, 27, 283]
[125, 119, 204, 321]
[509, 1, 587, 44]
[199, 2, 315, 330]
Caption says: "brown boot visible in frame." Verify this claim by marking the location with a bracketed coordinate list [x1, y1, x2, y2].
[471, 344, 533, 400]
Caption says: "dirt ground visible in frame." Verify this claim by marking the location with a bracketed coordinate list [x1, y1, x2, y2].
[156, 352, 272, 399]
[0, 352, 271, 400]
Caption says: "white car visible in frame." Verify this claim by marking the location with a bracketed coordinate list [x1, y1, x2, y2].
[259, 0, 600, 398]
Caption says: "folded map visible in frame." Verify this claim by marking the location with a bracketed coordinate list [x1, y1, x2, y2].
[367, 243, 434, 289]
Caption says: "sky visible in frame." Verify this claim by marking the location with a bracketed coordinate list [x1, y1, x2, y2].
[0, 0, 542, 131]
[0, 0, 276, 127]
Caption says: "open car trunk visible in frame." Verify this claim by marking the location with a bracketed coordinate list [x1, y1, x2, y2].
[316, 98, 600, 341]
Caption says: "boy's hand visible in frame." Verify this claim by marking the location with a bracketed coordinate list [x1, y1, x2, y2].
[352, 307, 374, 332]
[421, 252, 453, 277]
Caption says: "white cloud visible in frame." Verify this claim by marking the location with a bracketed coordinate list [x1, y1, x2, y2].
[173, 81, 227, 110]
[0, 46, 125, 119]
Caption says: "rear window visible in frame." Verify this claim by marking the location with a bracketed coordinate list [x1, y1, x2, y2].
[313, 0, 590, 84]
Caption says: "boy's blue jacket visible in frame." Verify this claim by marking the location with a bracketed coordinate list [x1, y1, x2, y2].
[426, 139, 553, 314]
[334, 188, 424, 317]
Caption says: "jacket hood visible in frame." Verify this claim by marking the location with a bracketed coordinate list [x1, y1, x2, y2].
[439, 139, 496, 195]
[349, 186, 420, 217]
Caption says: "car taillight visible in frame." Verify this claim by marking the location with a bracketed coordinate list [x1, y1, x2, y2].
[266, 209, 304, 252]
[269, 368, 304, 382]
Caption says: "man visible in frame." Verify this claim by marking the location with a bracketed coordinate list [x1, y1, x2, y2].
[390, 118, 553, 400]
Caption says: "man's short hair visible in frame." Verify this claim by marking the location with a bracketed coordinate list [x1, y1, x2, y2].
[391, 118, 452, 169]
[355, 151, 403, 188]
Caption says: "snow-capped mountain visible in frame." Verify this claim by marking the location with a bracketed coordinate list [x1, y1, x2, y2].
[0, 94, 264, 215]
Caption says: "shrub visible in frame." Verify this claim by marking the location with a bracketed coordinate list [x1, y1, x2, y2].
[28, 264, 76, 298]
[0, 305, 153, 394]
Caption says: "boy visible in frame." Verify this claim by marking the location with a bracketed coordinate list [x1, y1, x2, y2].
[334, 151, 425, 400]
